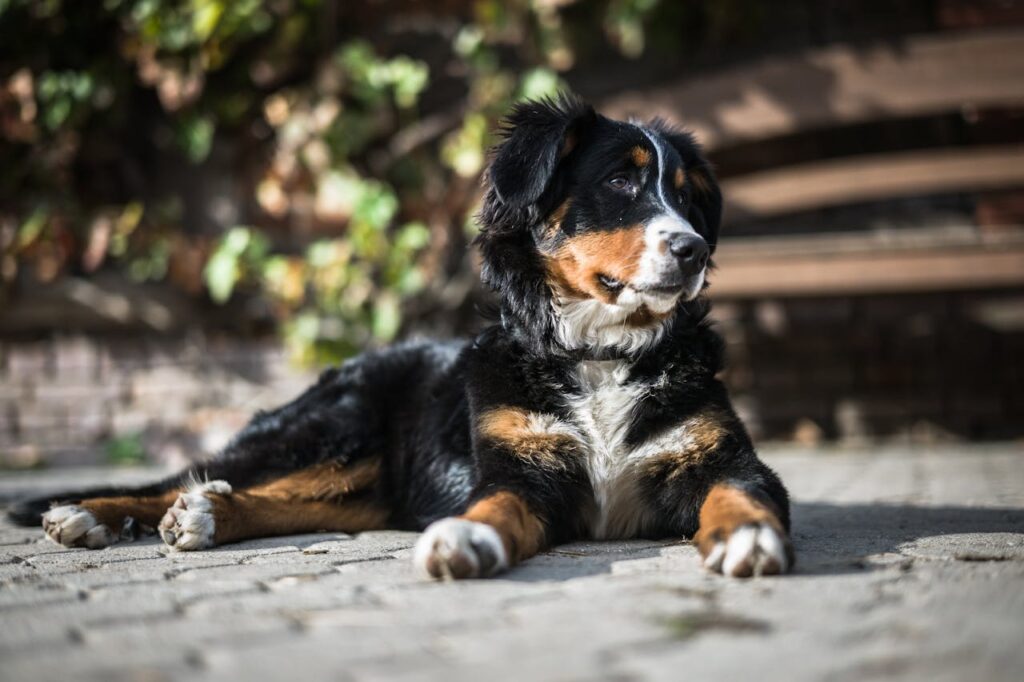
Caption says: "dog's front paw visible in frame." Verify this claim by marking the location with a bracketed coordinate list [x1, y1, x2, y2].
[414, 518, 509, 580]
[158, 481, 230, 551]
[699, 522, 792, 578]
[42, 505, 117, 549]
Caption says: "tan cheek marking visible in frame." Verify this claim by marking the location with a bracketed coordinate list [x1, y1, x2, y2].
[693, 484, 785, 557]
[544, 199, 572, 240]
[544, 226, 646, 302]
[478, 407, 581, 471]
[461, 491, 546, 563]
[631, 146, 652, 167]
[674, 167, 686, 189]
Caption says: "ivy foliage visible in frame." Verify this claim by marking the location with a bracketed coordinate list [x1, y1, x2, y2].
[0, 0, 671, 364]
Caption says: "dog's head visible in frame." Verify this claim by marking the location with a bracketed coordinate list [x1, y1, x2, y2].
[477, 94, 722, 356]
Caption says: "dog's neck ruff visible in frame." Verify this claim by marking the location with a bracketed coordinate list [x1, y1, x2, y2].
[549, 295, 671, 360]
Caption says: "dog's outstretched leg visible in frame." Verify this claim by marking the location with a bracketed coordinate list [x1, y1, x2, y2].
[159, 459, 388, 551]
[414, 491, 546, 579]
[693, 483, 794, 578]
[42, 491, 180, 549]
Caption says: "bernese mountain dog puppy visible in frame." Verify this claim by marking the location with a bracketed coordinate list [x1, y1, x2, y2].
[8, 95, 793, 579]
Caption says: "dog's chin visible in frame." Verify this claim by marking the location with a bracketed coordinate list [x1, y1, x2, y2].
[550, 270, 706, 355]
[630, 271, 705, 311]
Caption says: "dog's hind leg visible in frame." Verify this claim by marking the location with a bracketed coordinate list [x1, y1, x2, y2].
[158, 458, 389, 550]
[41, 489, 183, 549]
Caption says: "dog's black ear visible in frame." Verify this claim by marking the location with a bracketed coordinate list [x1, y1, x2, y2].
[488, 94, 595, 209]
[659, 129, 722, 252]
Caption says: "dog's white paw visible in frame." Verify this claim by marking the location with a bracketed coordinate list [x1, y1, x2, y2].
[702, 523, 791, 578]
[414, 518, 509, 580]
[42, 505, 117, 549]
[158, 481, 231, 551]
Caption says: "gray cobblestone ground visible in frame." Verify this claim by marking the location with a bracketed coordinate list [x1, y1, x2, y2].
[1, 446, 1022, 682]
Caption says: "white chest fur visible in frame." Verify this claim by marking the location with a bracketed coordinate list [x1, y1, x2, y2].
[568, 360, 660, 539]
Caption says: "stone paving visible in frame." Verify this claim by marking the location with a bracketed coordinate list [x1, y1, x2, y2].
[1, 446, 1022, 682]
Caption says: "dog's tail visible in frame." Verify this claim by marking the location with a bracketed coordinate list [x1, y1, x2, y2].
[5, 475, 186, 527]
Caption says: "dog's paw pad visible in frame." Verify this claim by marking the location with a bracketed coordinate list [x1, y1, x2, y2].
[42, 505, 117, 549]
[158, 481, 228, 551]
[413, 518, 508, 580]
[702, 523, 791, 578]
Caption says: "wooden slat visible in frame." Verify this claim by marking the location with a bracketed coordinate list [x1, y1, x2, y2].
[721, 146, 1024, 221]
[601, 28, 1024, 150]
[712, 242, 1024, 298]
[719, 225, 1024, 258]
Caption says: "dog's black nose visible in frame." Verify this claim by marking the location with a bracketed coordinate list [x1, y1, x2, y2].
[667, 233, 709, 275]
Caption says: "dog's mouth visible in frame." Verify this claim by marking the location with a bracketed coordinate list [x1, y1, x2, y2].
[592, 269, 706, 313]
[634, 282, 686, 297]
[597, 274, 626, 293]
[599, 275, 686, 298]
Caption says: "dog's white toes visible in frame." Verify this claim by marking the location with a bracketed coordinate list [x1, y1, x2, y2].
[158, 481, 229, 551]
[42, 505, 117, 549]
[753, 522, 789, 575]
[706, 523, 791, 578]
[702, 539, 727, 572]
[722, 525, 760, 577]
[414, 518, 508, 580]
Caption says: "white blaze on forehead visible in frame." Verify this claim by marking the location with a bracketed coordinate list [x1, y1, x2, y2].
[632, 125, 706, 299]
[638, 126, 674, 214]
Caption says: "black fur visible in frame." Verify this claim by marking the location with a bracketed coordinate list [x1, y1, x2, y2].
[8, 95, 789, 567]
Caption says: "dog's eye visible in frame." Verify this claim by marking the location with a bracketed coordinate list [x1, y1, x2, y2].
[607, 175, 631, 192]
[678, 188, 691, 207]
[597, 274, 624, 292]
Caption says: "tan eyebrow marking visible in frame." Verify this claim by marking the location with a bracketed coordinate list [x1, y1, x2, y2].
[674, 167, 686, 189]
[544, 225, 646, 304]
[630, 146, 652, 167]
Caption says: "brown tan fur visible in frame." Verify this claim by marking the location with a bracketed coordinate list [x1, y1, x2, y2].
[81, 490, 181, 532]
[689, 166, 714, 197]
[642, 410, 730, 481]
[674, 167, 686, 189]
[625, 305, 673, 328]
[204, 459, 388, 544]
[560, 131, 578, 159]
[630, 145, 651, 167]
[544, 226, 646, 303]
[692, 484, 785, 562]
[478, 407, 580, 471]
[461, 491, 546, 563]
[544, 199, 572, 239]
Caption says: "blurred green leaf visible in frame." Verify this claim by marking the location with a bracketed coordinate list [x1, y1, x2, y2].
[371, 292, 401, 341]
[204, 226, 267, 302]
[204, 247, 240, 303]
[192, 0, 224, 41]
[17, 207, 48, 250]
[176, 114, 215, 163]
[518, 68, 561, 101]
[105, 433, 146, 466]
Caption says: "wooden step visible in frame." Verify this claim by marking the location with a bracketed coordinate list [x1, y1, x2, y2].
[712, 229, 1024, 297]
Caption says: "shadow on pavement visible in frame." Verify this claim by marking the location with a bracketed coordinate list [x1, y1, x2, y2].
[502, 502, 1024, 581]
[791, 502, 1024, 575]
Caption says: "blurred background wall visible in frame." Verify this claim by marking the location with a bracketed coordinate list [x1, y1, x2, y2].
[1, 0, 1022, 467]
